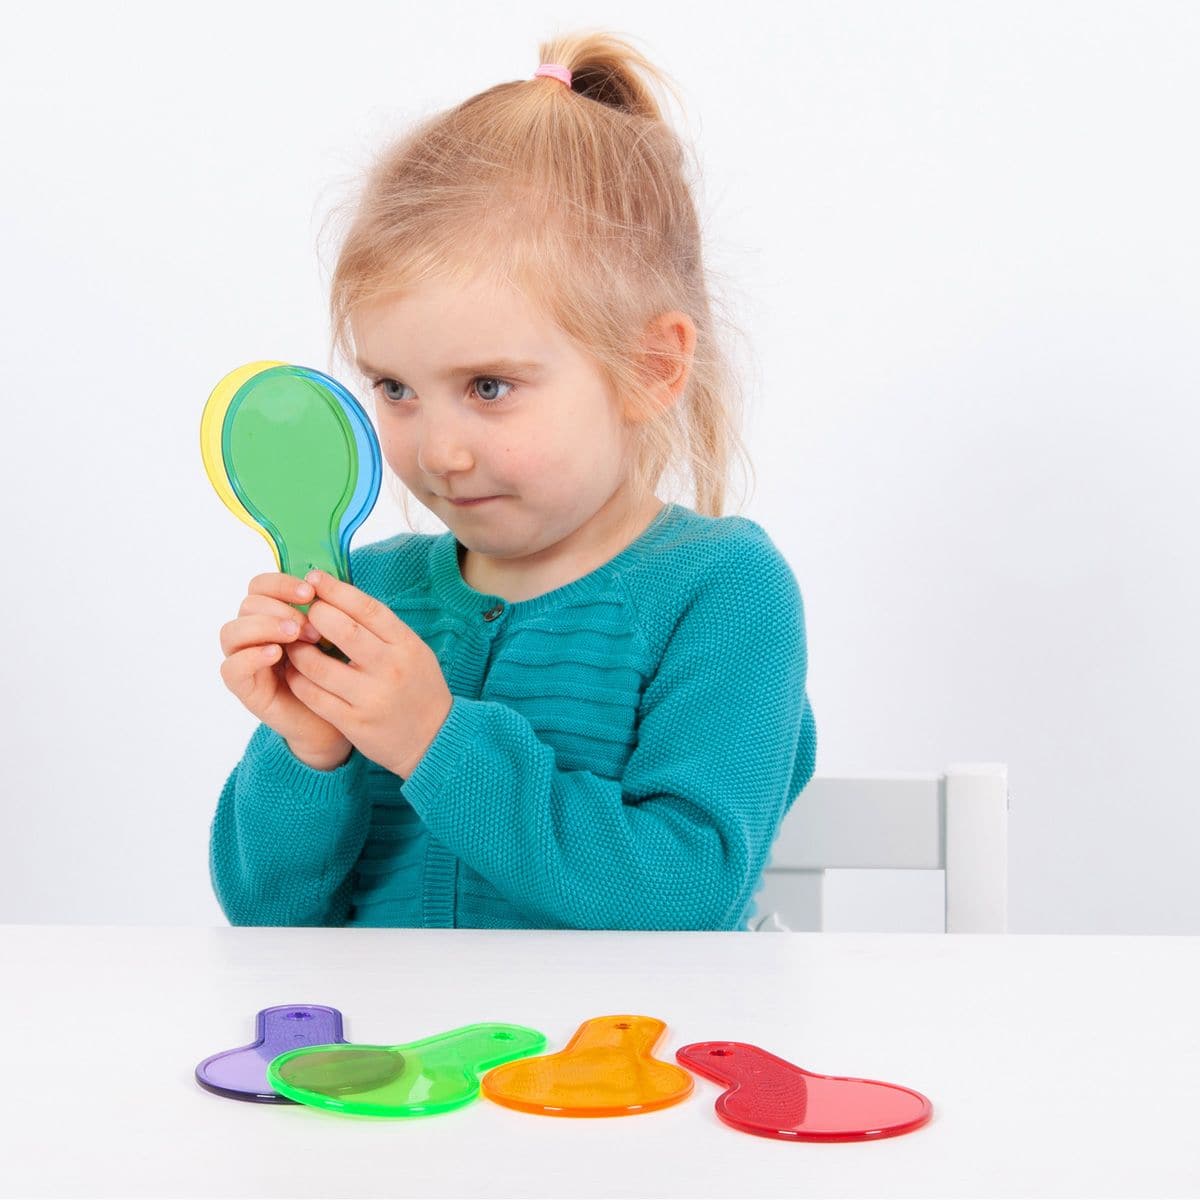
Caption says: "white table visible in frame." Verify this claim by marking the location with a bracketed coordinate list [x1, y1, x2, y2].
[0, 926, 1197, 1199]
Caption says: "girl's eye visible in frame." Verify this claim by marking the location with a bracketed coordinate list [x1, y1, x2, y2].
[472, 377, 515, 404]
[378, 379, 411, 404]
[373, 377, 516, 406]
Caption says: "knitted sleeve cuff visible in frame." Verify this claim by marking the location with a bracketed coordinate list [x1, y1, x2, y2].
[243, 721, 367, 810]
[399, 696, 481, 808]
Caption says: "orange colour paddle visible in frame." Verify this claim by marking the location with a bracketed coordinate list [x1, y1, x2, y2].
[481, 1014, 693, 1117]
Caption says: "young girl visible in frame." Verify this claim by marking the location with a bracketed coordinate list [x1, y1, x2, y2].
[211, 31, 817, 931]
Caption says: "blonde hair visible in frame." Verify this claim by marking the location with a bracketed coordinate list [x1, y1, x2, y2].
[325, 29, 755, 521]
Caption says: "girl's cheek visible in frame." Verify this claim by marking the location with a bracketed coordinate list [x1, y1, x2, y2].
[377, 431, 413, 472]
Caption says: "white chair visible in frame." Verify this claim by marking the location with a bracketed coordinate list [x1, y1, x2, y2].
[753, 762, 1009, 933]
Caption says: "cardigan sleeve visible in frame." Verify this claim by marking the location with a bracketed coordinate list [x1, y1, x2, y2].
[398, 533, 815, 930]
[209, 722, 372, 925]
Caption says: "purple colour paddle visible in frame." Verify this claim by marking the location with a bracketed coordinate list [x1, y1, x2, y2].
[195, 1005, 347, 1104]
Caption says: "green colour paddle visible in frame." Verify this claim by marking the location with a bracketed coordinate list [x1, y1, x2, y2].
[222, 368, 359, 582]
[268, 1022, 547, 1118]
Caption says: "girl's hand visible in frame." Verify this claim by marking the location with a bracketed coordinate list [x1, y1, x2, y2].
[218, 573, 354, 770]
[282, 569, 454, 780]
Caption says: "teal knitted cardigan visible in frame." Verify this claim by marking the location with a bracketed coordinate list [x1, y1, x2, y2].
[210, 501, 817, 930]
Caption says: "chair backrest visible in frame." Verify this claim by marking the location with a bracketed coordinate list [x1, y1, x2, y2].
[755, 762, 1009, 932]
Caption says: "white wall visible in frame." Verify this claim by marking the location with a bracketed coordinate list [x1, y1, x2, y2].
[2, 1, 1196, 932]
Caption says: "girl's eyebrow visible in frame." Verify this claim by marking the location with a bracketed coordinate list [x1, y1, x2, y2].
[356, 357, 545, 379]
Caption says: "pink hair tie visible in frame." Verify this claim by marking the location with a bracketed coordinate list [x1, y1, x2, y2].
[533, 63, 572, 88]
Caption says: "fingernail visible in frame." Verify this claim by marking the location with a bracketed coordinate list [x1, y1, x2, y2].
[281, 620, 299, 636]
[306, 570, 322, 584]
[296, 583, 313, 599]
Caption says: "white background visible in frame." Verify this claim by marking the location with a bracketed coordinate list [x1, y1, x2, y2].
[1, 1, 1196, 932]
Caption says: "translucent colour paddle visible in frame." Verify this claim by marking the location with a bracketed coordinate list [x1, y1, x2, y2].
[203, 362, 382, 658]
[203, 363, 381, 577]
[291, 366, 381, 562]
[200, 360, 285, 552]
[268, 1023, 547, 1118]
[194, 1005, 350, 1104]
[481, 1014, 693, 1117]
[676, 1041, 933, 1142]
[221, 365, 372, 582]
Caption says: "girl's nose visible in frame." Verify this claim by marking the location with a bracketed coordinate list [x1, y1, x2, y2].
[415, 414, 474, 477]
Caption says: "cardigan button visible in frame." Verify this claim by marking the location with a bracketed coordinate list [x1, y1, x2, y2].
[482, 603, 505, 622]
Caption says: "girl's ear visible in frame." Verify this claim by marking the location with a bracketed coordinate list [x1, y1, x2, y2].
[628, 310, 697, 421]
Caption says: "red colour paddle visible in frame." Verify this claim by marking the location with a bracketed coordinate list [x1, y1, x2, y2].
[676, 1041, 933, 1142]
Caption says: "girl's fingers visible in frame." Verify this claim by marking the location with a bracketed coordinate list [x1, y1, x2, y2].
[238, 581, 322, 635]
[219, 612, 320, 658]
[247, 572, 316, 604]
[283, 647, 355, 724]
[237, 597, 322, 642]
[238, 590, 311, 620]
[284, 640, 357, 700]
[218, 643, 283, 701]
[300, 571, 397, 668]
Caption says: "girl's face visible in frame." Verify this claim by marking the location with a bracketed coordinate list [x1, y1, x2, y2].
[352, 274, 656, 588]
